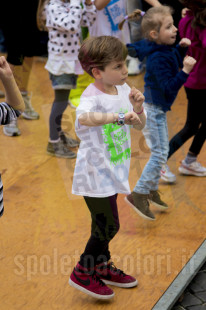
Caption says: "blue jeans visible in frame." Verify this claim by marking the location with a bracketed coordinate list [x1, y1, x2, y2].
[134, 103, 169, 194]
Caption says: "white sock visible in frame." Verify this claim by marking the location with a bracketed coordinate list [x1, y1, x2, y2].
[49, 138, 60, 143]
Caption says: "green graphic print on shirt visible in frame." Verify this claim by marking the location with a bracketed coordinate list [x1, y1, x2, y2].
[102, 121, 131, 166]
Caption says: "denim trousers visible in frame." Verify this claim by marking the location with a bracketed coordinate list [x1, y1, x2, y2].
[134, 103, 169, 194]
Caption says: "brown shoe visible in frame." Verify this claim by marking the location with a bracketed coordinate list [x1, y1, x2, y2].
[47, 140, 76, 159]
[125, 192, 155, 220]
[59, 131, 80, 148]
[149, 190, 168, 210]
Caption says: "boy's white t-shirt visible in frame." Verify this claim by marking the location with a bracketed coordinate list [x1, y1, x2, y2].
[89, 0, 130, 44]
[72, 83, 133, 197]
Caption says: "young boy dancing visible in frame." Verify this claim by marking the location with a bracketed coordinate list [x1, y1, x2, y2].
[69, 35, 146, 299]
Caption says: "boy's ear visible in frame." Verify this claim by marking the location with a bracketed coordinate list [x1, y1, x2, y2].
[92, 67, 102, 79]
[150, 30, 159, 40]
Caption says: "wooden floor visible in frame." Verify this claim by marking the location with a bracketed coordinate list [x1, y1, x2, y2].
[0, 57, 205, 310]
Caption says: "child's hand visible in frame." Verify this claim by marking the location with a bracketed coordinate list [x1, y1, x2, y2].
[125, 111, 142, 125]
[179, 38, 191, 48]
[129, 87, 145, 112]
[0, 56, 13, 80]
[182, 8, 190, 18]
[84, 0, 94, 5]
[182, 55, 197, 74]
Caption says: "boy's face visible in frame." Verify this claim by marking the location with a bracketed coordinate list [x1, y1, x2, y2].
[156, 15, 177, 45]
[99, 60, 128, 86]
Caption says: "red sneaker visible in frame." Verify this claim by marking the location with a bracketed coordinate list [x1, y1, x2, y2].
[96, 262, 138, 288]
[69, 263, 114, 299]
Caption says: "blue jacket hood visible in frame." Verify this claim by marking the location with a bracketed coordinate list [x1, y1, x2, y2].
[127, 40, 169, 61]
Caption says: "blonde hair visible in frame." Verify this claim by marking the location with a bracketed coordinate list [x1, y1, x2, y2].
[119, 6, 173, 40]
[78, 36, 128, 77]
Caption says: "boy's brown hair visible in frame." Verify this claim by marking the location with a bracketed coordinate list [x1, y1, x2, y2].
[78, 36, 128, 77]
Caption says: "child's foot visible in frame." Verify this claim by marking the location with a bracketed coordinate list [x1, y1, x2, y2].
[149, 190, 168, 210]
[160, 164, 176, 183]
[47, 140, 76, 159]
[69, 263, 114, 300]
[96, 261, 138, 288]
[179, 160, 206, 177]
[125, 192, 155, 220]
[3, 120, 21, 136]
[21, 93, 39, 120]
[59, 131, 79, 148]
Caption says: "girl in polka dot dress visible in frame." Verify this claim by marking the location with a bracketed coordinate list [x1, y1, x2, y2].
[37, 0, 96, 158]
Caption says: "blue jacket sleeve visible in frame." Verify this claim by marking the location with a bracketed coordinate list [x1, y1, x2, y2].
[175, 44, 188, 68]
[151, 54, 188, 101]
[127, 43, 142, 59]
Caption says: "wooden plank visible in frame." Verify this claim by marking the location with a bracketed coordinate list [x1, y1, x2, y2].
[0, 57, 205, 310]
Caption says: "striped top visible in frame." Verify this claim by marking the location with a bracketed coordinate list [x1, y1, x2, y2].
[0, 102, 20, 217]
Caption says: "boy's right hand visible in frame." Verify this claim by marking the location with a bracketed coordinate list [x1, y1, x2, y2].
[182, 56, 197, 74]
[0, 56, 13, 80]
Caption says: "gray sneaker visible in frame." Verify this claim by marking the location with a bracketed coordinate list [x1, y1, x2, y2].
[59, 131, 80, 148]
[149, 190, 168, 210]
[125, 192, 155, 220]
[21, 94, 39, 120]
[47, 140, 76, 159]
[3, 119, 21, 136]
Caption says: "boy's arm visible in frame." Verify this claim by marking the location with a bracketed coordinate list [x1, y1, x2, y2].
[0, 56, 24, 111]
[78, 112, 117, 126]
[78, 111, 144, 128]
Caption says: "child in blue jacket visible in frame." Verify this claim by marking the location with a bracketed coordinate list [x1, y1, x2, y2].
[121, 6, 196, 220]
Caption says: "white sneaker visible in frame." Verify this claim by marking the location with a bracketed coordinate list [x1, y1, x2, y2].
[21, 93, 39, 120]
[179, 160, 206, 176]
[3, 119, 21, 136]
[127, 57, 144, 76]
[161, 164, 176, 183]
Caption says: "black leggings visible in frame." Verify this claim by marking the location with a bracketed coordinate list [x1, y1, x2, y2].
[168, 88, 206, 159]
[49, 89, 70, 140]
[79, 194, 120, 269]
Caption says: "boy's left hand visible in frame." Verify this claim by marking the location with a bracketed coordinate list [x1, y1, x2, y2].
[179, 38, 191, 48]
[129, 87, 145, 112]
